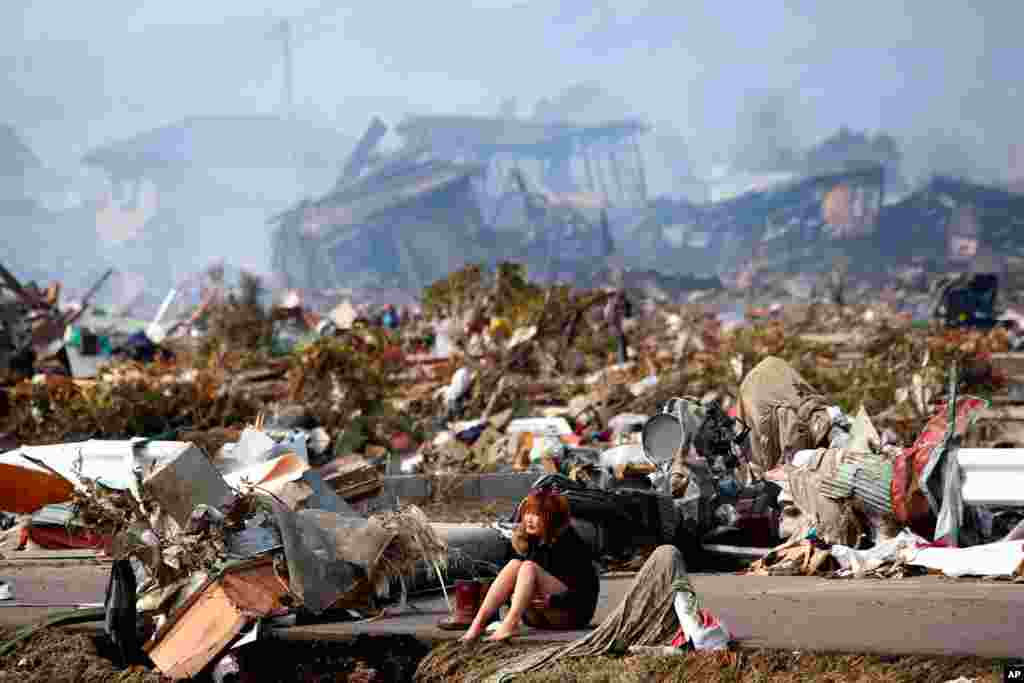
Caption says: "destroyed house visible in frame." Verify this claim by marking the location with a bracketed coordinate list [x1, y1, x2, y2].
[700, 171, 1024, 276]
[81, 115, 351, 226]
[874, 176, 1024, 272]
[82, 115, 349, 185]
[269, 113, 643, 291]
[709, 164, 886, 271]
[270, 158, 493, 292]
[394, 115, 649, 208]
[626, 165, 887, 276]
[81, 116, 353, 283]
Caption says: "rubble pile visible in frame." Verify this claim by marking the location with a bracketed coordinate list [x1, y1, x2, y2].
[2, 257, 1024, 679]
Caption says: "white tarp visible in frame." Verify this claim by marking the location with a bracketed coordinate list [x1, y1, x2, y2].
[0, 439, 194, 492]
[903, 540, 1024, 578]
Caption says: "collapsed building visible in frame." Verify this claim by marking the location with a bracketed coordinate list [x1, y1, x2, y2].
[271, 108, 1024, 297]
[270, 116, 648, 291]
[81, 115, 354, 292]
[63, 108, 1024, 299]
[627, 165, 1024, 286]
[271, 154, 493, 292]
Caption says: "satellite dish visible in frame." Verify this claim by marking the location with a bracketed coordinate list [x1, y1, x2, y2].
[642, 397, 699, 468]
[642, 413, 686, 468]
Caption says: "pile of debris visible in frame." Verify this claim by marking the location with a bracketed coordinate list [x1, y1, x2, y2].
[0, 424, 448, 679]
[3, 257, 1024, 678]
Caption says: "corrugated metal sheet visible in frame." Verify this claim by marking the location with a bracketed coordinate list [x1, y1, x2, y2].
[819, 463, 855, 499]
[819, 452, 893, 514]
[855, 461, 893, 515]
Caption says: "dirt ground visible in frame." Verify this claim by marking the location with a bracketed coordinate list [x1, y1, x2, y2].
[234, 634, 430, 682]
[0, 628, 429, 683]
[0, 626, 1015, 683]
[512, 650, 1009, 683]
[416, 641, 1011, 683]
[0, 627, 161, 683]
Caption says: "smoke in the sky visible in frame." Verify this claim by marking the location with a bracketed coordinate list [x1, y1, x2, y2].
[3, 0, 1022, 279]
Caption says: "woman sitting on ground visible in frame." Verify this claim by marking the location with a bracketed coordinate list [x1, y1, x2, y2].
[461, 489, 600, 642]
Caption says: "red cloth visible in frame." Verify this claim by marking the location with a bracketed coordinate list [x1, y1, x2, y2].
[25, 525, 113, 552]
[670, 608, 720, 648]
[891, 397, 987, 538]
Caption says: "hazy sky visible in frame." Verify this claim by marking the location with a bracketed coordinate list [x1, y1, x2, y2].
[5, 0, 1022, 188]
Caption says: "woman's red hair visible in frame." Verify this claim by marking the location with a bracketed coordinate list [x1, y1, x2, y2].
[519, 489, 571, 545]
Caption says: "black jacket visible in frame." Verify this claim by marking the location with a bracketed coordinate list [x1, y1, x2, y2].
[514, 525, 600, 621]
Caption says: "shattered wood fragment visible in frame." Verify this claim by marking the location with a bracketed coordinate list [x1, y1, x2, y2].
[145, 558, 290, 680]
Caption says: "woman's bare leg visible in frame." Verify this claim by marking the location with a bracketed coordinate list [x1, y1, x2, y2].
[461, 559, 521, 641]
[488, 561, 568, 641]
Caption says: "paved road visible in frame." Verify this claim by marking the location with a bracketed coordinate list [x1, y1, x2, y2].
[1, 563, 1022, 659]
[275, 573, 1024, 659]
[698, 574, 1024, 659]
[0, 562, 109, 628]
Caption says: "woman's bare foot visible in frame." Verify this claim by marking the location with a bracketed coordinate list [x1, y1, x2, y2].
[485, 625, 517, 642]
[459, 626, 484, 642]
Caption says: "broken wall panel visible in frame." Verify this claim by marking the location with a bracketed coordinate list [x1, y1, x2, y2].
[145, 558, 290, 680]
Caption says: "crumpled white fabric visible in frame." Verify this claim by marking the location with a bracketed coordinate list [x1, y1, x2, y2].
[902, 540, 1024, 578]
[830, 530, 928, 575]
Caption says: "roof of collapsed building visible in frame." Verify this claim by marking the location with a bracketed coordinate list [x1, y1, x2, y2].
[395, 115, 648, 155]
[271, 159, 484, 235]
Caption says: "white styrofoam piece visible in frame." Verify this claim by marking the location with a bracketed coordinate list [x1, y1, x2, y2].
[506, 417, 573, 437]
[599, 443, 651, 471]
[956, 449, 1024, 469]
[233, 428, 276, 464]
[957, 448, 1024, 507]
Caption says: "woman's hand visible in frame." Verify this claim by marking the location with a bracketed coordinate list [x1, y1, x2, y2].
[511, 525, 530, 555]
[530, 593, 551, 609]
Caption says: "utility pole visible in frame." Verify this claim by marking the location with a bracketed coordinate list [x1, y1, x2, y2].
[271, 19, 295, 121]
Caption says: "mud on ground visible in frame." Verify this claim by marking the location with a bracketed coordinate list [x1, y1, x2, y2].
[0, 626, 1013, 683]
[509, 649, 1008, 683]
[0, 627, 161, 683]
[415, 640, 1010, 683]
[235, 634, 430, 682]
